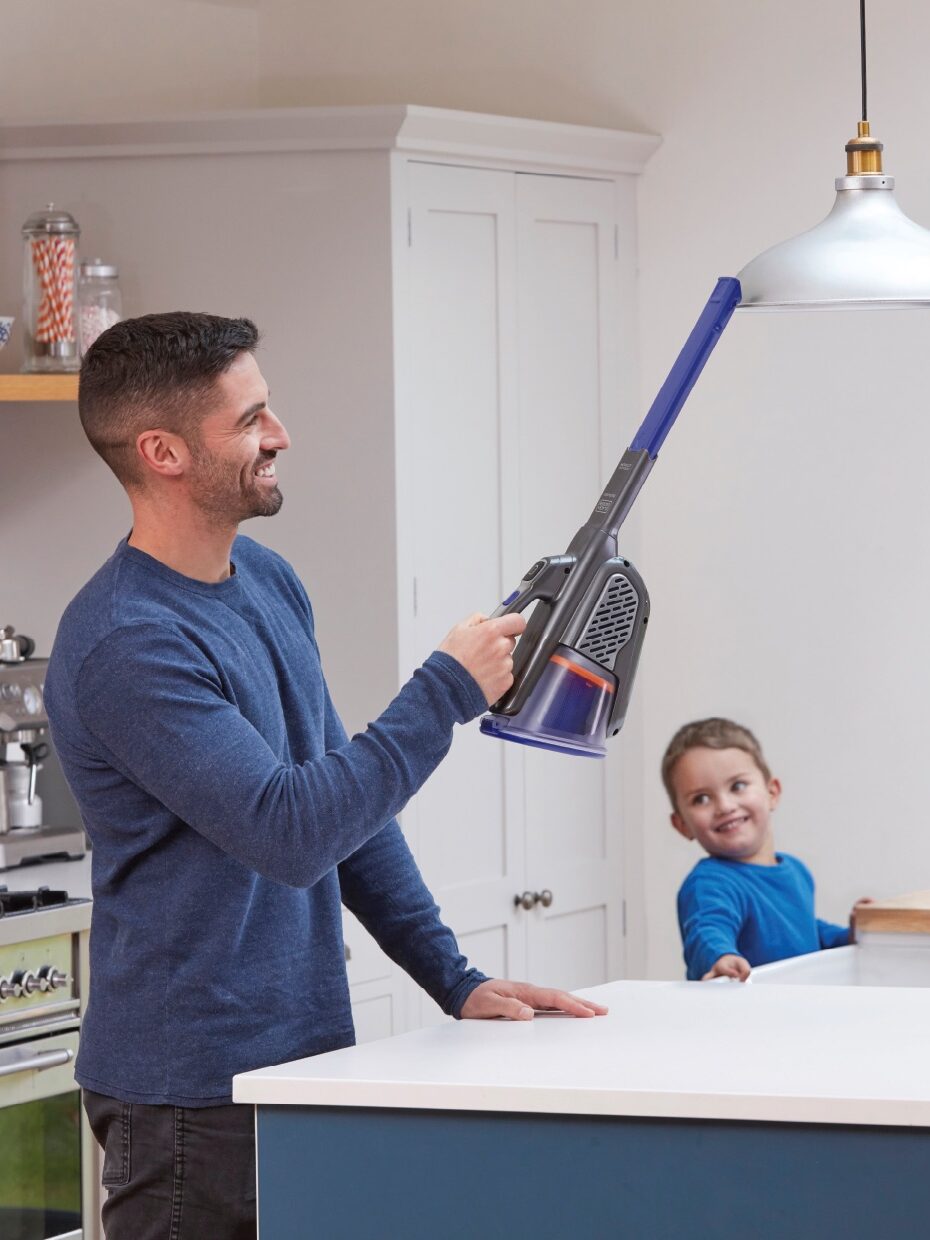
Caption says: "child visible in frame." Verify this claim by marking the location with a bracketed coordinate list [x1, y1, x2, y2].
[663, 717, 861, 981]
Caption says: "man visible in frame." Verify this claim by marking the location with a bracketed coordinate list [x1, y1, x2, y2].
[45, 313, 605, 1240]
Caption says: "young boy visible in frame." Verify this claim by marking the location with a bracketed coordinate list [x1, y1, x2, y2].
[663, 717, 859, 981]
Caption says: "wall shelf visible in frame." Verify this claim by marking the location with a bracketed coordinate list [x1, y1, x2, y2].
[0, 374, 79, 401]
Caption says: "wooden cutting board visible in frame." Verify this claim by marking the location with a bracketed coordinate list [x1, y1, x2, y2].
[856, 891, 930, 935]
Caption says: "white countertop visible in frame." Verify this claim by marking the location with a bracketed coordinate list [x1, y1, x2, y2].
[234, 978, 930, 1127]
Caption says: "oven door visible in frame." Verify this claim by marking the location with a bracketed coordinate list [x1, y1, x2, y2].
[0, 1028, 85, 1240]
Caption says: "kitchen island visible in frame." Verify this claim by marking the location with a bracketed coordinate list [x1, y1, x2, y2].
[234, 978, 930, 1238]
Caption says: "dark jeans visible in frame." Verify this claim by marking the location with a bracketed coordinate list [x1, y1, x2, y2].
[83, 1088, 256, 1240]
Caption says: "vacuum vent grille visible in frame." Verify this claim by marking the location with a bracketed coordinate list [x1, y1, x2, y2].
[577, 574, 639, 671]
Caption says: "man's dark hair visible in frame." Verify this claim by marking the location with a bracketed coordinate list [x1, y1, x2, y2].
[78, 312, 260, 487]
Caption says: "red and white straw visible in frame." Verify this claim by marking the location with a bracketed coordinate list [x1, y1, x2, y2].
[31, 236, 75, 344]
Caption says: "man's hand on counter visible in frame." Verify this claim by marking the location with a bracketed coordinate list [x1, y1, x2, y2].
[460, 979, 608, 1021]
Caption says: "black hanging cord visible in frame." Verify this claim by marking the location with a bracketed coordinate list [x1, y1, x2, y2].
[860, 0, 868, 121]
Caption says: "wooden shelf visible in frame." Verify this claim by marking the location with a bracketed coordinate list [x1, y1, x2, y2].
[0, 374, 79, 402]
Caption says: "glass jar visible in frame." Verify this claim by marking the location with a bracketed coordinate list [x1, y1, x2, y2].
[21, 203, 80, 373]
[77, 259, 122, 354]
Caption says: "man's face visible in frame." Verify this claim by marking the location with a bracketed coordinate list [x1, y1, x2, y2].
[670, 746, 781, 865]
[187, 352, 290, 525]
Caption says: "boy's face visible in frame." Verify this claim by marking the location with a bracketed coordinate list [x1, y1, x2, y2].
[669, 746, 781, 865]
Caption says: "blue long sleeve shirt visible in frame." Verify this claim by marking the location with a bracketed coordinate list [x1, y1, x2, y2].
[45, 536, 489, 1106]
[677, 853, 850, 981]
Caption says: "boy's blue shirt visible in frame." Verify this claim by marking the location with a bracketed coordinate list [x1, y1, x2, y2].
[677, 852, 850, 980]
[45, 535, 489, 1106]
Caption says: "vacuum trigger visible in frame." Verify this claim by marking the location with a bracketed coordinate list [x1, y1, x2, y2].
[490, 556, 575, 619]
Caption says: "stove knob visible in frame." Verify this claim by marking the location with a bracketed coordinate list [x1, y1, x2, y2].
[0, 978, 15, 1001]
[20, 971, 40, 997]
[22, 686, 42, 715]
[40, 967, 68, 991]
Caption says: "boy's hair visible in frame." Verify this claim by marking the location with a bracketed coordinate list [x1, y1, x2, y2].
[78, 311, 260, 489]
[661, 717, 772, 810]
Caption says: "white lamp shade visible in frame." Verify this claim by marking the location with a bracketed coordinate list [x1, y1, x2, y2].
[738, 175, 930, 309]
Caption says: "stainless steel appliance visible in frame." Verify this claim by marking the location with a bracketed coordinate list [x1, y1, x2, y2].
[0, 635, 86, 871]
[0, 885, 94, 1239]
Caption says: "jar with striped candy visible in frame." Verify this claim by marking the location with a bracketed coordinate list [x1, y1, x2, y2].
[21, 203, 80, 373]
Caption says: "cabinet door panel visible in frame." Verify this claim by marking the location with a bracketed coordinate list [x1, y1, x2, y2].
[399, 161, 527, 1008]
[342, 909, 393, 987]
[528, 904, 608, 993]
[417, 923, 511, 1029]
[515, 174, 621, 985]
[344, 909, 410, 1040]
[350, 993, 395, 1045]
[516, 194, 604, 549]
[398, 166, 627, 1016]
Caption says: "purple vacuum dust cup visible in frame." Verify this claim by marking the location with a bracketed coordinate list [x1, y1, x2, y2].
[479, 645, 617, 757]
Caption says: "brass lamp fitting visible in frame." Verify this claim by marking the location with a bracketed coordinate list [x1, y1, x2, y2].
[846, 120, 884, 174]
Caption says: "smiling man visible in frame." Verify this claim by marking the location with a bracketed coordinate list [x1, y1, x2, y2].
[45, 313, 606, 1240]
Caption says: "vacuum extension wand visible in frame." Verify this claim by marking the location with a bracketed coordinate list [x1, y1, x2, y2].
[480, 276, 742, 757]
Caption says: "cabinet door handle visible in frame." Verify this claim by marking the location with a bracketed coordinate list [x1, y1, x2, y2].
[514, 890, 554, 911]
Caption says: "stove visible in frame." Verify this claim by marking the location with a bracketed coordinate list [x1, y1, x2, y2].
[0, 886, 85, 918]
[0, 885, 90, 1027]
[0, 883, 94, 1239]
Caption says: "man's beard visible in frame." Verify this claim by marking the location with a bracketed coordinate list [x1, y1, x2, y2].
[189, 446, 283, 524]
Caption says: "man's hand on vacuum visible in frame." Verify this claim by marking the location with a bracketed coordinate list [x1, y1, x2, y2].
[460, 979, 608, 1020]
[439, 612, 527, 705]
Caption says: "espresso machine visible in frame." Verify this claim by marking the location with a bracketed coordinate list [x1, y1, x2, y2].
[0, 627, 86, 869]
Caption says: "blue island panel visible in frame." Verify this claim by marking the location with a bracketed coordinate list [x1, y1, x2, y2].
[256, 1105, 930, 1239]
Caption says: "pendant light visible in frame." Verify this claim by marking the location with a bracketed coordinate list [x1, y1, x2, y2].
[737, 0, 930, 310]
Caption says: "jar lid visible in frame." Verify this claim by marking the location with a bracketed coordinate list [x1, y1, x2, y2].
[80, 258, 118, 278]
[22, 203, 80, 236]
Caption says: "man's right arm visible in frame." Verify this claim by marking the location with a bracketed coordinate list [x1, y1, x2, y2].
[73, 621, 504, 888]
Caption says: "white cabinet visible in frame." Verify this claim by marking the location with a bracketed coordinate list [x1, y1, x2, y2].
[0, 106, 658, 1042]
[343, 910, 400, 1044]
[396, 158, 643, 1027]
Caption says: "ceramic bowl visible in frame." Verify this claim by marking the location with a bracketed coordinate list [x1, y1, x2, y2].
[0, 317, 13, 350]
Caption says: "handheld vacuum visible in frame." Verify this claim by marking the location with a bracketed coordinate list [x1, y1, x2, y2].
[479, 276, 742, 758]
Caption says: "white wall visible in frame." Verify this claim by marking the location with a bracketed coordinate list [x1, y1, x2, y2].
[5, 0, 930, 979]
[259, 0, 930, 977]
[0, 144, 400, 739]
[2, 1, 260, 119]
[608, 0, 930, 978]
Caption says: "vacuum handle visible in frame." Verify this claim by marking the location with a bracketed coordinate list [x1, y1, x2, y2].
[490, 556, 576, 619]
[583, 277, 741, 541]
[629, 276, 741, 460]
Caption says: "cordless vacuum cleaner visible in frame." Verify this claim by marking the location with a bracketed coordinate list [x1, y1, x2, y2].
[480, 276, 742, 758]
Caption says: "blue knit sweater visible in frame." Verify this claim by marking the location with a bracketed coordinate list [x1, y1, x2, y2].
[45, 536, 488, 1105]
[677, 853, 850, 980]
